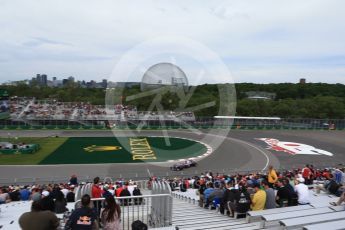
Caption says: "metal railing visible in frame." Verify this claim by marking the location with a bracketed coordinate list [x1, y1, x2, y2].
[73, 181, 172, 229]
[73, 194, 172, 230]
[1, 117, 344, 130]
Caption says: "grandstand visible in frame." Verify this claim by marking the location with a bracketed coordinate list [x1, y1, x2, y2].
[0, 89, 10, 120]
[8, 98, 196, 127]
[1, 167, 345, 229]
[3, 99, 344, 130]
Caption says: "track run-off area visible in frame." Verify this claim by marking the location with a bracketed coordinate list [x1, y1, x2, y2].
[0, 129, 344, 183]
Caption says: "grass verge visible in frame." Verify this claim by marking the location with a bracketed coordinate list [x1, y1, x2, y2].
[0, 137, 67, 165]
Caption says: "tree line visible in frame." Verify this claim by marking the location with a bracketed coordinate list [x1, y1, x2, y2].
[2, 82, 345, 119]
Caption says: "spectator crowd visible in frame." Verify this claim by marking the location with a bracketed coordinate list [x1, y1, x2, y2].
[1, 165, 345, 229]
[9, 97, 195, 122]
[164, 164, 345, 217]
[0, 175, 145, 230]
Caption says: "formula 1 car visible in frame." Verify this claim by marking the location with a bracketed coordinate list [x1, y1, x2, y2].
[170, 160, 197, 171]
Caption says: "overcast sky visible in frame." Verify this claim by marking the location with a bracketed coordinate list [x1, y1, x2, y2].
[1, 0, 345, 84]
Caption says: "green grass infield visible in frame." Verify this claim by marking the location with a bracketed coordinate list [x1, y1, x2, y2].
[0, 136, 207, 165]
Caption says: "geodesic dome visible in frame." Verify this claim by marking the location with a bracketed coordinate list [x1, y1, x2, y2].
[141, 63, 188, 91]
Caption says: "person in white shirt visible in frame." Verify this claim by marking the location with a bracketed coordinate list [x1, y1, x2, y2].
[294, 177, 310, 205]
[61, 185, 70, 198]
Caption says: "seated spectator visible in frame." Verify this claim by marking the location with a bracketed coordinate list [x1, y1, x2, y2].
[69, 175, 78, 186]
[102, 185, 112, 198]
[326, 174, 341, 196]
[101, 196, 121, 230]
[133, 187, 143, 205]
[169, 180, 177, 191]
[206, 182, 224, 208]
[276, 179, 292, 207]
[221, 181, 239, 216]
[283, 177, 294, 192]
[65, 194, 99, 230]
[19, 200, 60, 230]
[120, 186, 131, 206]
[31, 188, 42, 202]
[40, 191, 55, 212]
[245, 181, 255, 196]
[50, 184, 61, 199]
[180, 180, 187, 192]
[0, 187, 11, 204]
[54, 190, 68, 214]
[9, 186, 21, 201]
[66, 187, 75, 203]
[20, 186, 31, 201]
[315, 174, 338, 195]
[262, 180, 276, 209]
[203, 182, 214, 208]
[132, 220, 148, 230]
[302, 164, 312, 185]
[197, 179, 206, 207]
[109, 185, 115, 196]
[61, 185, 70, 198]
[115, 184, 123, 197]
[294, 177, 310, 205]
[322, 169, 331, 180]
[120, 186, 131, 197]
[235, 186, 251, 214]
[282, 178, 298, 206]
[251, 183, 266, 211]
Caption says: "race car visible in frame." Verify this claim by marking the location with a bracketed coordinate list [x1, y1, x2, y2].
[170, 160, 197, 171]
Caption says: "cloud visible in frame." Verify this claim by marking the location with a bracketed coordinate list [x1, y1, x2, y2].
[0, 0, 344, 83]
[22, 37, 73, 47]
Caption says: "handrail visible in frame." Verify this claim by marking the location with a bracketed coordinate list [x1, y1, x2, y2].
[73, 193, 173, 229]
[74, 193, 173, 204]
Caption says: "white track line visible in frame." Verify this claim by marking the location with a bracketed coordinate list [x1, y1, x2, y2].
[197, 132, 271, 171]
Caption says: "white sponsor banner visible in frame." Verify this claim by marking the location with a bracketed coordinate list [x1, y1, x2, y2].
[257, 138, 333, 156]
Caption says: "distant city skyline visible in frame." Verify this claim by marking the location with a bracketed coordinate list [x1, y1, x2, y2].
[1, 0, 345, 84]
[0, 73, 328, 87]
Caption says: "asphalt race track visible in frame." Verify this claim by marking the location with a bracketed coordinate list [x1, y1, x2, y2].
[0, 129, 344, 183]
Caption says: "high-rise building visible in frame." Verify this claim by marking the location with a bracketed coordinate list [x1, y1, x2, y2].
[34, 74, 48, 86]
[102, 79, 108, 88]
[41, 74, 48, 86]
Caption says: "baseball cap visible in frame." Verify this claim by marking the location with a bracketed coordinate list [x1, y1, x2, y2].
[42, 191, 50, 197]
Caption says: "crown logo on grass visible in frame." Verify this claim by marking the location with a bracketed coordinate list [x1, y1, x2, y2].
[84, 145, 122, 152]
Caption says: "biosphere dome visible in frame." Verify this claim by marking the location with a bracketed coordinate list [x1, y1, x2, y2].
[141, 63, 188, 91]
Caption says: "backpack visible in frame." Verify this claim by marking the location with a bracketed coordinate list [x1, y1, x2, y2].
[238, 192, 249, 204]
[236, 192, 250, 213]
